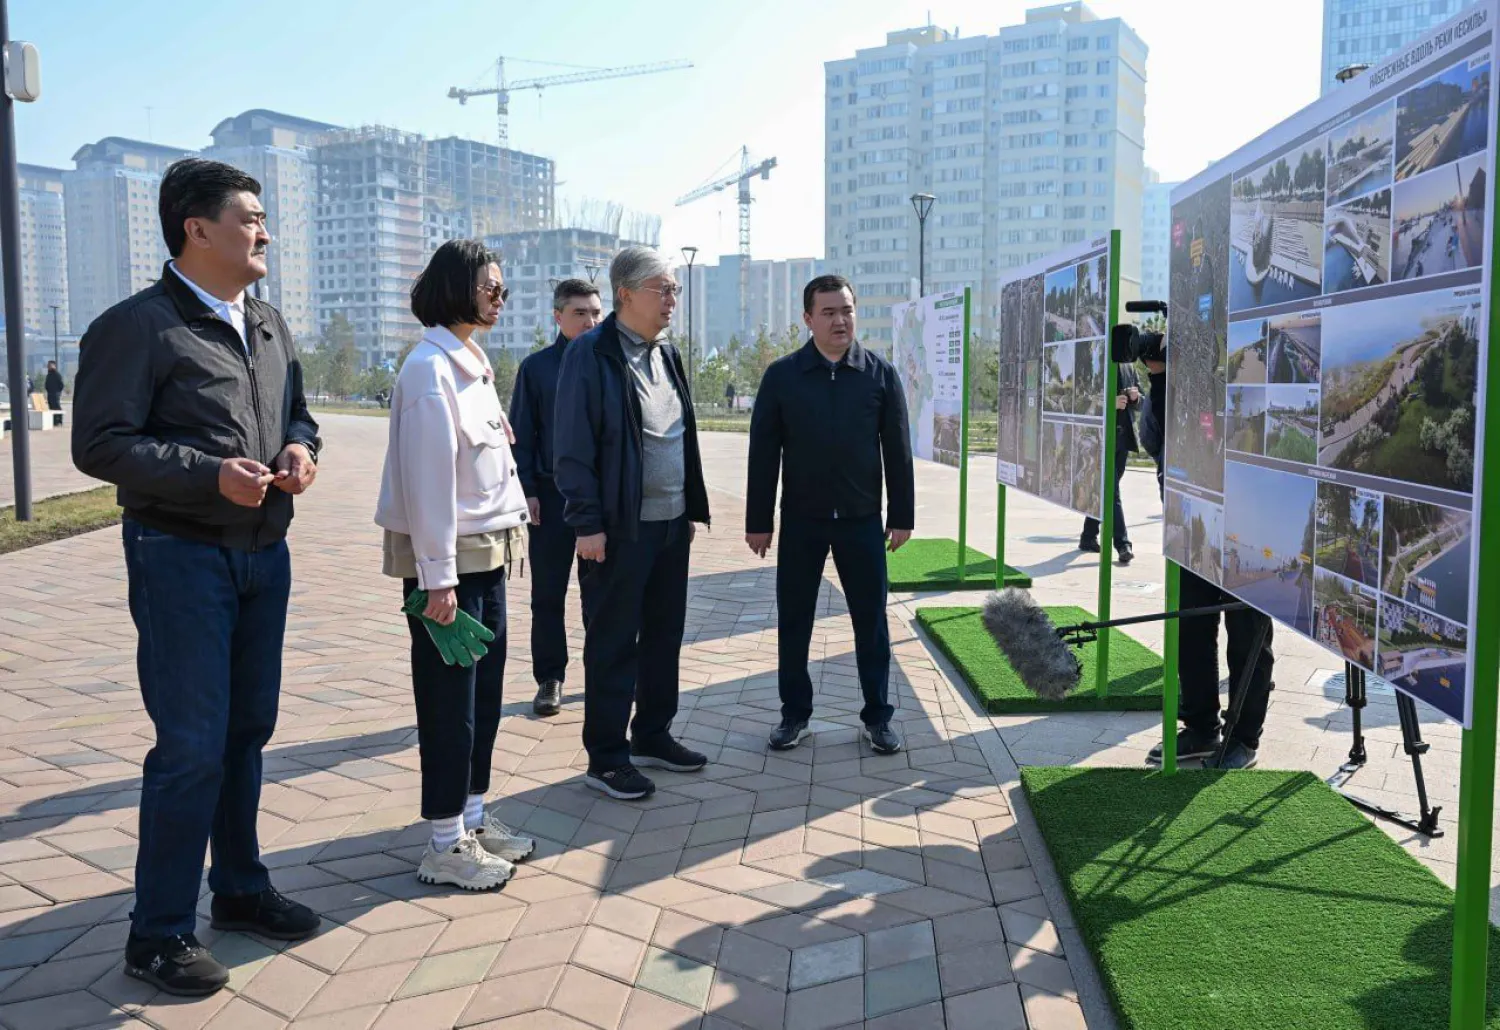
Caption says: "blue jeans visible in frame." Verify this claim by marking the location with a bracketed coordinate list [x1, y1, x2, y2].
[578, 516, 690, 770]
[403, 567, 508, 819]
[122, 520, 289, 938]
[776, 514, 894, 727]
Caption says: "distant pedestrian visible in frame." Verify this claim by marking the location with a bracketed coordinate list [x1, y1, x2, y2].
[745, 274, 915, 755]
[72, 158, 322, 997]
[1079, 363, 1140, 565]
[554, 246, 712, 800]
[44, 360, 63, 410]
[375, 239, 537, 891]
[510, 278, 604, 716]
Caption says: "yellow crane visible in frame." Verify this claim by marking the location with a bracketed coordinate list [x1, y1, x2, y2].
[448, 58, 692, 149]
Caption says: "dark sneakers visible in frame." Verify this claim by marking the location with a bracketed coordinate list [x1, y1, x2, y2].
[1146, 727, 1223, 766]
[768, 719, 812, 751]
[533, 680, 562, 716]
[1078, 537, 1102, 554]
[124, 932, 230, 996]
[209, 888, 320, 941]
[864, 723, 904, 755]
[631, 736, 708, 773]
[1205, 741, 1259, 770]
[1117, 543, 1134, 566]
[586, 764, 656, 800]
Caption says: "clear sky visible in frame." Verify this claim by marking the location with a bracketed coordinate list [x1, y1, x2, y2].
[9, 0, 1324, 264]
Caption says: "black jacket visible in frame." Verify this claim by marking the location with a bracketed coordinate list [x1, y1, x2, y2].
[1115, 363, 1141, 453]
[72, 263, 321, 551]
[509, 332, 567, 495]
[553, 313, 710, 540]
[44, 369, 63, 396]
[746, 339, 915, 534]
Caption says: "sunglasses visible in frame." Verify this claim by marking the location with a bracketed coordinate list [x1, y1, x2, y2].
[479, 281, 510, 304]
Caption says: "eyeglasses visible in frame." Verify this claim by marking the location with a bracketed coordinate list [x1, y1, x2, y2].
[637, 284, 684, 299]
[479, 281, 510, 303]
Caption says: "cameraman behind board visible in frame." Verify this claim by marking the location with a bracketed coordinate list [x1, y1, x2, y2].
[1115, 305, 1275, 771]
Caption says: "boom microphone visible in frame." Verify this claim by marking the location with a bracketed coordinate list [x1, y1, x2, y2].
[1125, 299, 1167, 314]
[981, 589, 1084, 701]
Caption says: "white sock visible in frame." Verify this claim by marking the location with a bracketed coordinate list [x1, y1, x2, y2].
[463, 793, 487, 831]
[430, 814, 465, 852]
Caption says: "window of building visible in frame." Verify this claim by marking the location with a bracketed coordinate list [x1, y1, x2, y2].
[1096, 60, 1111, 74]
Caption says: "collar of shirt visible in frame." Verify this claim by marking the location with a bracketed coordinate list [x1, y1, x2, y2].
[170, 262, 247, 344]
[424, 325, 493, 383]
[616, 321, 661, 351]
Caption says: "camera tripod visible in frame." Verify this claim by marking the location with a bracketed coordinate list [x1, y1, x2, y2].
[1327, 661, 1443, 838]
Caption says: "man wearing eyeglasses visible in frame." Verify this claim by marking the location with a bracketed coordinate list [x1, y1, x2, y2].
[554, 246, 711, 800]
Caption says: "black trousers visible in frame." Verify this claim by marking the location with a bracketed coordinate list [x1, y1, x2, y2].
[1081, 443, 1132, 548]
[403, 567, 507, 819]
[776, 514, 895, 728]
[579, 516, 690, 771]
[1178, 568, 1275, 749]
[527, 480, 585, 684]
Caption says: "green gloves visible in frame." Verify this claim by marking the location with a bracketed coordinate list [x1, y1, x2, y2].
[401, 589, 496, 668]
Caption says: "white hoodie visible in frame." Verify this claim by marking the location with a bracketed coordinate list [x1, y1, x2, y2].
[374, 326, 529, 589]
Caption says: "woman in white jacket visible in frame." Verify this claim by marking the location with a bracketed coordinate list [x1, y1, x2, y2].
[375, 239, 536, 890]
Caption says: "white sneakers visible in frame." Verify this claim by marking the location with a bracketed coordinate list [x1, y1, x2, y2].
[472, 812, 537, 862]
[416, 812, 537, 892]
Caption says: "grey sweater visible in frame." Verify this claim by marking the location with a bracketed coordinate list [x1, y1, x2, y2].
[617, 321, 687, 522]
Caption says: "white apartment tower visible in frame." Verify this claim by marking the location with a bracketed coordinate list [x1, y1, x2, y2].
[824, 3, 1147, 344]
[313, 126, 428, 367]
[64, 138, 197, 333]
[1140, 167, 1179, 304]
[0, 164, 68, 335]
[205, 109, 339, 343]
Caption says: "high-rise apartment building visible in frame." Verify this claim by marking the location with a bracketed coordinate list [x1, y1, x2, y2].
[0, 164, 69, 336]
[205, 109, 339, 343]
[1322, 0, 1478, 94]
[669, 255, 827, 356]
[425, 137, 554, 240]
[484, 227, 621, 353]
[313, 126, 428, 366]
[64, 137, 196, 332]
[1139, 167, 1178, 304]
[824, 3, 1147, 345]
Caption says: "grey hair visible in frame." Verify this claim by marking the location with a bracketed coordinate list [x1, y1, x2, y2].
[609, 246, 672, 308]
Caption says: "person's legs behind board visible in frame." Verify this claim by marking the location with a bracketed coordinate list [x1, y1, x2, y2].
[1148, 568, 1225, 765]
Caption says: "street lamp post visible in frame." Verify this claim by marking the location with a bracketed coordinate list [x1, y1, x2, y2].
[681, 245, 698, 395]
[910, 192, 936, 297]
[49, 303, 58, 365]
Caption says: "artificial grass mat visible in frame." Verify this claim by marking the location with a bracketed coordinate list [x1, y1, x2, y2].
[1021, 767, 1500, 1030]
[887, 537, 1032, 590]
[916, 605, 1162, 712]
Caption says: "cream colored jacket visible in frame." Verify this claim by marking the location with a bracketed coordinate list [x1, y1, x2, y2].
[374, 326, 529, 589]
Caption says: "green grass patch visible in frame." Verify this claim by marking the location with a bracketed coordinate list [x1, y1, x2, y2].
[916, 605, 1161, 712]
[888, 538, 1031, 591]
[1021, 767, 1500, 1030]
[311, 405, 388, 418]
[0, 486, 121, 554]
[697, 417, 751, 433]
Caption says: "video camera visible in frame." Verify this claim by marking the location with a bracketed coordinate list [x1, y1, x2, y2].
[1110, 299, 1167, 364]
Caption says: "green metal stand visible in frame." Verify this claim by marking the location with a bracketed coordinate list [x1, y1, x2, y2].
[957, 288, 972, 584]
[995, 483, 1008, 592]
[1095, 231, 1123, 699]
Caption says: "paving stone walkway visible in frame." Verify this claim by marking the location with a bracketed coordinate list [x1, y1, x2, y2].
[0, 416, 1094, 1030]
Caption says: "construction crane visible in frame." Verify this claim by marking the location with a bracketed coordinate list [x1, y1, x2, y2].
[676, 147, 777, 334]
[448, 58, 692, 148]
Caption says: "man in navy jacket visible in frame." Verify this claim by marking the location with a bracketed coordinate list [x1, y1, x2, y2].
[745, 275, 915, 756]
[509, 279, 602, 716]
[553, 247, 711, 800]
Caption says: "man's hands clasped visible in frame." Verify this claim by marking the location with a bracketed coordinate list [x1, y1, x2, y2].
[218, 443, 317, 508]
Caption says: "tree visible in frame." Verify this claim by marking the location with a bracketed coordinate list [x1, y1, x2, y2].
[492, 348, 520, 414]
[312, 313, 357, 401]
[531, 324, 551, 354]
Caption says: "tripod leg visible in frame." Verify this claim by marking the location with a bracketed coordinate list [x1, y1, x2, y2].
[1345, 662, 1367, 766]
[1211, 618, 1271, 768]
[1396, 692, 1443, 837]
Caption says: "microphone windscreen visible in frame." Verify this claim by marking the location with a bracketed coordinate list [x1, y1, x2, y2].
[981, 589, 1083, 702]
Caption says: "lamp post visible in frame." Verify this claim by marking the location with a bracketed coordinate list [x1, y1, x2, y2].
[49, 303, 58, 365]
[681, 245, 698, 394]
[910, 192, 936, 298]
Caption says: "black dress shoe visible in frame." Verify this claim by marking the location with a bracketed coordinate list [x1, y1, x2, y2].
[1078, 538, 1102, 554]
[865, 722, 904, 755]
[210, 888, 320, 941]
[125, 932, 229, 996]
[533, 680, 562, 716]
[1117, 543, 1134, 566]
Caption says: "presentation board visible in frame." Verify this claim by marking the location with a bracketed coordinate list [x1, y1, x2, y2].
[892, 290, 967, 466]
[995, 236, 1114, 520]
[1164, 5, 1494, 725]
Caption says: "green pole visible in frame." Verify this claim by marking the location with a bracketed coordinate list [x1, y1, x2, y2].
[1448, 135, 1500, 1027]
[995, 483, 1008, 591]
[1095, 231, 1122, 699]
[1161, 559, 1181, 776]
[958, 288, 972, 583]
